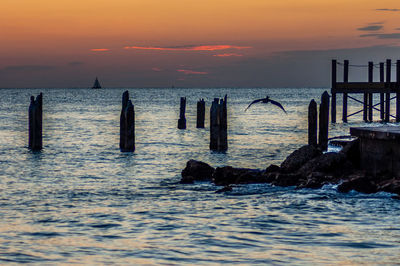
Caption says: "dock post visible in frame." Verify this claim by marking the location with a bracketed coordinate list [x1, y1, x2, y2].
[319, 91, 330, 151]
[385, 59, 391, 122]
[368, 61, 373, 121]
[308, 99, 318, 146]
[210, 98, 219, 150]
[342, 60, 349, 122]
[331, 60, 337, 123]
[120, 91, 135, 152]
[196, 99, 205, 128]
[28, 93, 43, 151]
[396, 60, 400, 122]
[218, 95, 228, 151]
[380, 62, 385, 120]
[178, 97, 186, 129]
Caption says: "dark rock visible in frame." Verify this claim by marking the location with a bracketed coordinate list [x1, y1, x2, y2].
[272, 173, 302, 187]
[181, 160, 215, 183]
[280, 145, 322, 173]
[213, 166, 265, 186]
[337, 173, 378, 194]
[339, 138, 360, 167]
[377, 178, 400, 195]
[265, 164, 280, 173]
[298, 152, 347, 177]
[297, 172, 325, 189]
[215, 185, 233, 193]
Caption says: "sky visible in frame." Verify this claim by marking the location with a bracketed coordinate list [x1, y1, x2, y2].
[0, 0, 400, 88]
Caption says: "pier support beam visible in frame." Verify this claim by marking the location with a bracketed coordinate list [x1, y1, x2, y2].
[385, 59, 391, 122]
[120, 91, 135, 152]
[28, 93, 43, 151]
[380, 63, 385, 120]
[368, 62, 373, 121]
[196, 99, 205, 128]
[342, 60, 349, 122]
[308, 99, 318, 146]
[178, 97, 187, 129]
[319, 91, 330, 151]
[396, 60, 400, 122]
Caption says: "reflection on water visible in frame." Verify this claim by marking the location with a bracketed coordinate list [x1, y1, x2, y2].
[0, 88, 399, 264]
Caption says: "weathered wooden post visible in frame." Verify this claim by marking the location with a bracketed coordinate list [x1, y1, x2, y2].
[385, 59, 391, 122]
[380, 62, 385, 120]
[368, 61, 373, 121]
[218, 95, 228, 151]
[319, 91, 330, 150]
[120, 91, 135, 152]
[178, 97, 186, 129]
[210, 98, 219, 150]
[331, 60, 337, 123]
[28, 93, 43, 151]
[343, 60, 349, 122]
[196, 99, 205, 128]
[396, 60, 400, 122]
[308, 99, 318, 146]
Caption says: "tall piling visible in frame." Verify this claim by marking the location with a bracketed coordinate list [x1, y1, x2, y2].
[178, 97, 186, 129]
[385, 59, 391, 122]
[380, 62, 385, 120]
[28, 93, 43, 151]
[319, 91, 330, 150]
[308, 99, 318, 147]
[210, 96, 228, 151]
[196, 99, 205, 128]
[331, 60, 337, 123]
[120, 91, 135, 152]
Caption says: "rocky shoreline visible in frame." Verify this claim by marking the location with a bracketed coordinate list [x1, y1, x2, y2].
[181, 140, 400, 198]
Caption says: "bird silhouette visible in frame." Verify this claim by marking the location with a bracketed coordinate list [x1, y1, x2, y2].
[245, 96, 287, 113]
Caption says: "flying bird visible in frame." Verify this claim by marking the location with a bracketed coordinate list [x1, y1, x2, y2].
[245, 96, 287, 113]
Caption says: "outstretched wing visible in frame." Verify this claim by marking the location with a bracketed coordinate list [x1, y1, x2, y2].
[245, 98, 264, 111]
[269, 99, 287, 113]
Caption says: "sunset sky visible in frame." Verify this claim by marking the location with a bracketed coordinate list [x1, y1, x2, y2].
[1, 0, 399, 87]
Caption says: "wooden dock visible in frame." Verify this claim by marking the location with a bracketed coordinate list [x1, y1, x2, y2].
[331, 59, 400, 123]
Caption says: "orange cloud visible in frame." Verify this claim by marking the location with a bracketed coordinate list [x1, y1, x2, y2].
[152, 67, 162, 71]
[213, 53, 243, 57]
[90, 48, 110, 52]
[177, 69, 208, 75]
[124, 45, 251, 51]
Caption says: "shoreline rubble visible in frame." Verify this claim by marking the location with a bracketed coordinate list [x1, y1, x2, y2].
[180, 140, 400, 198]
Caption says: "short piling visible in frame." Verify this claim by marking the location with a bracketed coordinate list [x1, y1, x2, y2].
[210, 96, 228, 151]
[28, 93, 43, 151]
[196, 99, 205, 128]
[210, 98, 219, 150]
[319, 91, 330, 150]
[120, 91, 135, 152]
[308, 99, 317, 147]
[178, 97, 186, 129]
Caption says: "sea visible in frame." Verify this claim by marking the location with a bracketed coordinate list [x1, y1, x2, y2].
[0, 87, 399, 265]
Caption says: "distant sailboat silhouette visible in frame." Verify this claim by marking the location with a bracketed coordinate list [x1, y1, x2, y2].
[92, 77, 102, 89]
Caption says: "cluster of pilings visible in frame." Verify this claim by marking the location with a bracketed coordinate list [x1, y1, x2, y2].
[331, 59, 400, 123]
[308, 91, 330, 151]
[28, 92, 228, 152]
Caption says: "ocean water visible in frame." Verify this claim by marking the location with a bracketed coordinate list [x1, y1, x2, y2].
[0, 87, 399, 265]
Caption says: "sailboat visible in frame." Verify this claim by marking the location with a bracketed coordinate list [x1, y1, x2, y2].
[92, 77, 102, 89]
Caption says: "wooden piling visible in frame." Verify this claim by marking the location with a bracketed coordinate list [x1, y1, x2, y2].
[331, 60, 337, 123]
[385, 59, 391, 122]
[178, 97, 186, 129]
[196, 99, 205, 128]
[28, 93, 43, 151]
[218, 95, 228, 151]
[120, 90, 135, 152]
[308, 99, 318, 146]
[342, 60, 349, 122]
[210, 98, 219, 150]
[368, 61, 373, 121]
[319, 91, 330, 151]
[380, 62, 385, 120]
[396, 60, 400, 122]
